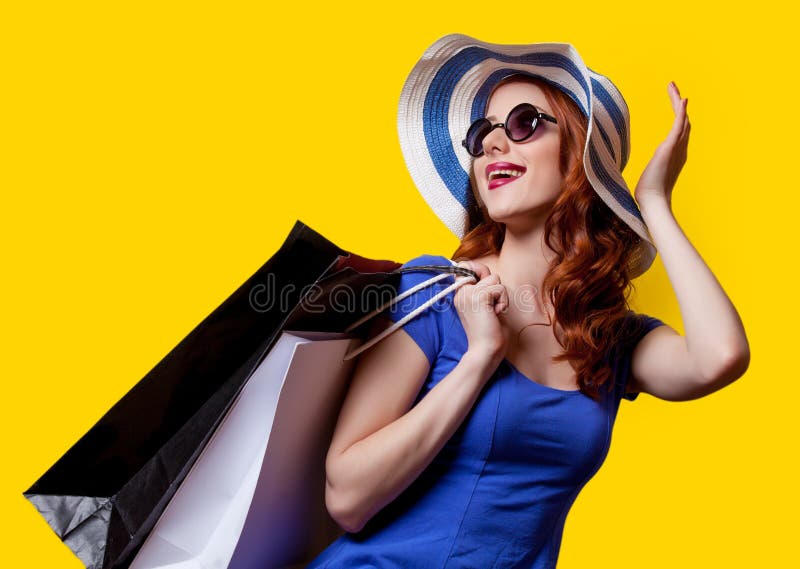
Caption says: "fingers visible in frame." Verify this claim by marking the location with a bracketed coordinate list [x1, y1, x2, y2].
[458, 281, 507, 313]
[668, 82, 688, 118]
[668, 81, 681, 108]
[487, 283, 509, 314]
[454, 260, 507, 313]
[455, 260, 492, 281]
[477, 273, 500, 286]
[681, 99, 691, 140]
[665, 81, 690, 149]
[475, 281, 506, 308]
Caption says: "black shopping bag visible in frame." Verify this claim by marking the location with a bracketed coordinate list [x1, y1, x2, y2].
[23, 220, 402, 569]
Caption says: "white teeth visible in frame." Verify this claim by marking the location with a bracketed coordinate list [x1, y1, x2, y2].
[488, 169, 524, 181]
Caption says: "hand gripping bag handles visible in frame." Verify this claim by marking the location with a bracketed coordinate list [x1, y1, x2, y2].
[130, 254, 477, 569]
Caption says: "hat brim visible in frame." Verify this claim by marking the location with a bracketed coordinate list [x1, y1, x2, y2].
[397, 34, 657, 278]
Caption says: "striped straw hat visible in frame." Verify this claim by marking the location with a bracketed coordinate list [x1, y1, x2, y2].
[397, 34, 657, 278]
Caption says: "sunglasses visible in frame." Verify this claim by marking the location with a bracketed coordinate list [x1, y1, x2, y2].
[461, 103, 558, 158]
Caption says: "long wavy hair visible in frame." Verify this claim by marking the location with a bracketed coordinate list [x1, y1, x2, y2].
[452, 75, 651, 402]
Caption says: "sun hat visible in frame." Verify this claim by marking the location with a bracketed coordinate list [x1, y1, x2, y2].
[397, 33, 657, 278]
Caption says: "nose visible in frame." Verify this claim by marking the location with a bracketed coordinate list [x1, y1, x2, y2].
[482, 123, 510, 155]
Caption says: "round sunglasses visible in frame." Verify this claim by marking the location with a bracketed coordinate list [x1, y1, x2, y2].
[461, 103, 558, 158]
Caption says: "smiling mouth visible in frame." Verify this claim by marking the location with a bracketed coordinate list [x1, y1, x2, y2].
[488, 169, 524, 182]
[488, 169, 525, 190]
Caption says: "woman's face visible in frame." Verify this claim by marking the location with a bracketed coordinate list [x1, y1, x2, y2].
[472, 80, 563, 229]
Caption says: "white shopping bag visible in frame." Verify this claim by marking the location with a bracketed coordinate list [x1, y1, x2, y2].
[130, 330, 357, 569]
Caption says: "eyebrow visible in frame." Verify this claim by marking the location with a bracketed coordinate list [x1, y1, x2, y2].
[485, 105, 544, 121]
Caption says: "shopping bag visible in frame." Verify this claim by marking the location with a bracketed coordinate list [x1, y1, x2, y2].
[129, 330, 359, 569]
[23, 220, 397, 569]
[129, 253, 478, 569]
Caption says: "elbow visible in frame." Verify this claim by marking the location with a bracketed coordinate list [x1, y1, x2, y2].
[324, 449, 369, 533]
[325, 483, 366, 533]
[702, 340, 751, 388]
[325, 479, 368, 534]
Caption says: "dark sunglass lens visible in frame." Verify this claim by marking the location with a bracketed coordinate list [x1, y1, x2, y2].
[466, 119, 491, 156]
[507, 104, 539, 141]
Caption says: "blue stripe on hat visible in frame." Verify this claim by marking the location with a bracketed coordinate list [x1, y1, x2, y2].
[587, 143, 642, 221]
[423, 47, 595, 211]
[593, 119, 617, 165]
[590, 77, 629, 170]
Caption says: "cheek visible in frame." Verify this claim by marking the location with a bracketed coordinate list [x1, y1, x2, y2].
[528, 144, 563, 181]
[471, 160, 488, 190]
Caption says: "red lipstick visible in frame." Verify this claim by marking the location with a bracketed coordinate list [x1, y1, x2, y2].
[486, 162, 527, 190]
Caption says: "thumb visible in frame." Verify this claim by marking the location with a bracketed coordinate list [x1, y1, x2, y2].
[455, 259, 492, 281]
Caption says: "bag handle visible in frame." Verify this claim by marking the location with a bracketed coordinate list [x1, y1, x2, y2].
[342, 261, 477, 361]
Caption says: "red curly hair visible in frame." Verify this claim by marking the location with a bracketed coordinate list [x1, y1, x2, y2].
[452, 75, 651, 402]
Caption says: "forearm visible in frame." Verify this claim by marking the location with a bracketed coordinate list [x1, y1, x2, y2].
[638, 196, 750, 380]
[326, 350, 497, 533]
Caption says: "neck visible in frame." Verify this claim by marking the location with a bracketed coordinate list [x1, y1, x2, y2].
[495, 218, 558, 318]
[499, 220, 555, 282]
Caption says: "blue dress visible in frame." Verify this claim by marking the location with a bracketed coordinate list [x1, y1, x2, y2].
[306, 254, 665, 569]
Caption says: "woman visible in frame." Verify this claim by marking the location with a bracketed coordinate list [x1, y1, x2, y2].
[306, 35, 749, 568]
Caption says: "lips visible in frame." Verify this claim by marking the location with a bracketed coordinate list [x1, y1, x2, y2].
[485, 161, 527, 190]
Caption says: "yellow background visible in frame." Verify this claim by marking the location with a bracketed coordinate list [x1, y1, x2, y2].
[2, 1, 795, 567]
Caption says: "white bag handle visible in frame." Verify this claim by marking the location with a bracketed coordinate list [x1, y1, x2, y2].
[342, 260, 477, 361]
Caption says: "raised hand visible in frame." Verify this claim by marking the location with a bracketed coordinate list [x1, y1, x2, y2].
[634, 81, 690, 208]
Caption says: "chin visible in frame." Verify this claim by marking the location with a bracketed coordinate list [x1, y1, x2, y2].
[486, 201, 557, 225]
[485, 208, 511, 222]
